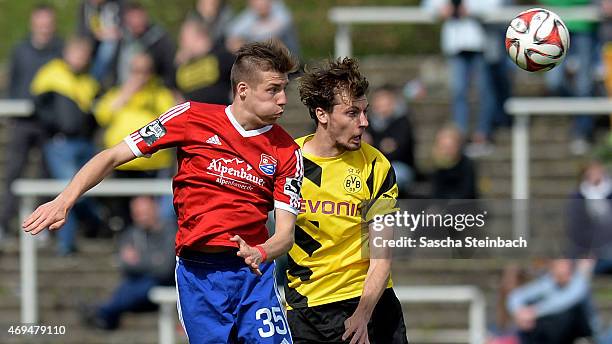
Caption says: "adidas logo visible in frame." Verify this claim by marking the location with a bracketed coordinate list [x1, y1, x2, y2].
[206, 134, 222, 145]
[281, 339, 289, 344]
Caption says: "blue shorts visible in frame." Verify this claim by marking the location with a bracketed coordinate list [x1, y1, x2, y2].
[175, 250, 293, 344]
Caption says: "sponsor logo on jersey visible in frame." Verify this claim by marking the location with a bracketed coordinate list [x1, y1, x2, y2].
[299, 199, 361, 217]
[139, 119, 167, 146]
[205, 134, 222, 145]
[207, 156, 265, 191]
[259, 154, 277, 176]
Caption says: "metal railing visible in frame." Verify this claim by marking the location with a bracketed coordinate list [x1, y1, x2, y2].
[328, 5, 598, 57]
[505, 97, 612, 238]
[13, 179, 173, 324]
[149, 284, 487, 344]
[0, 99, 33, 117]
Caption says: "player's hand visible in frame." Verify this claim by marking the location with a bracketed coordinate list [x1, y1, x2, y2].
[342, 309, 371, 344]
[22, 196, 71, 235]
[230, 235, 263, 276]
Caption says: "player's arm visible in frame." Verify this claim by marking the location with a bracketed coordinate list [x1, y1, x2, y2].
[22, 141, 136, 234]
[261, 208, 296, 259]
[230, 209, 296, 275]
[232, 146, 303, 274]
[342, 222, 393, 344]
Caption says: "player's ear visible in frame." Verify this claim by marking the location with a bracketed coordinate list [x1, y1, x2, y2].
[315, 107, 328, 125]
[236, 82, 248, 100]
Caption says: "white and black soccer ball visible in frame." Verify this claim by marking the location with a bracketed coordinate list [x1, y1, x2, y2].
[505, 8, 570, 72]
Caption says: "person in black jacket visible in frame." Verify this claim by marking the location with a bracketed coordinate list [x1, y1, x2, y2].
[567, 160, 612, 273]
[431, 125, 478, 199]
[115, 1, 176, 89]
[30, 36, 101, 255]
[77, 0, 124, 83]
[0, 4, 63, 239]
[174, 18, 234, 104]
[364, 85, 417, 197]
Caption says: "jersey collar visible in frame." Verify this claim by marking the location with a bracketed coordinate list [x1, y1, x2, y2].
[225, 106, 273, 137]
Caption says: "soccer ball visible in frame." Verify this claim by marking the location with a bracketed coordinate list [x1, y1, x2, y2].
[505, 8, 570, 72]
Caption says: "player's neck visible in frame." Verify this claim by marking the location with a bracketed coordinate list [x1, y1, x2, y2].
[304, 131, 346, 158]
[229, 103, 266, 131]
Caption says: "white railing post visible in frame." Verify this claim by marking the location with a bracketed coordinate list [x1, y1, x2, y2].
[19, 195, 37, 324]
[159, 302, 175, 344]
[469, 290, 486, 344]
[335, 23, 352, 57]
[512, 115, 530, 240]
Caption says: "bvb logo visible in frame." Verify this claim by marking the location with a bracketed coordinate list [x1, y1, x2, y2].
[343, 174, 362, 193]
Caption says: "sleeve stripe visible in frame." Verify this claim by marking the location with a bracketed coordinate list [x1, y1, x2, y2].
[374, 165, 397, 200]
[294, 149, 304, 178]
[123, 136, 144, 157]
[160, 102, 190, 124]
[275, 200, 299, 215]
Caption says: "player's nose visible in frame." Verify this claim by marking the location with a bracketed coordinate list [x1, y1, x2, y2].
[276, 90, 287, 106]
[359, 111, 369, 128]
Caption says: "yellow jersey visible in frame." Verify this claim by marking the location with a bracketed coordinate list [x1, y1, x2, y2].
[286, 135, 398, 309]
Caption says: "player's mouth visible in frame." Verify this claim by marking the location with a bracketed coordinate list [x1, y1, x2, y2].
[350, 135, 362, 144]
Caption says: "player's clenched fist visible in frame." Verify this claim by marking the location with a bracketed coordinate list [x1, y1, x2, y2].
[22, 196, 71, 235]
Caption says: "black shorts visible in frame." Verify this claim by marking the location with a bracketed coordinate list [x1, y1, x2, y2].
[287, 288, 409, 344]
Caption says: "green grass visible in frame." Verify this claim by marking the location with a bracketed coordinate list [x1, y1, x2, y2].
[0, 0, 442, 66]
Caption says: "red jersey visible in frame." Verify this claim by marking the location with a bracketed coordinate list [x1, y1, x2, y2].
[124, 102, 303, 254]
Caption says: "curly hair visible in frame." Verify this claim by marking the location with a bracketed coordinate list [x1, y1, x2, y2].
[298, 57, 369, 122]
[230, 40, 299, 95]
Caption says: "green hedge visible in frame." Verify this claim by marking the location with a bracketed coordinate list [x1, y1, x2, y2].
[0, 0, 447, 64]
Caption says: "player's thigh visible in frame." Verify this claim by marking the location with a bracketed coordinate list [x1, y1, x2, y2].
[175, 258, 237, 343]
[287, 299, 359, 344]
[237, 261, 293, 344]
[369, 288, 409, 344]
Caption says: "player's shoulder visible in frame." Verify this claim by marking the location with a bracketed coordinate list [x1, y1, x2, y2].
[294, 134, 313, 149]
[359, 142, 391, 167]
[269, 124, 300, 150]
[186, 101, 226, 116]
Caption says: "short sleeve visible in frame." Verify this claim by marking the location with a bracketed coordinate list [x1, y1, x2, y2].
[273, 147, 303, 215]
[123, 102, 190, 158]
[364, 155, 399, 222]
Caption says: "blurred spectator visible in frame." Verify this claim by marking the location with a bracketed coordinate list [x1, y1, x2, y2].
[540, 0, 598, 155]
[226, 0, 300, 56]
[507, 259, 594, 344]
[82, 196, 176, 330]
[94, 53, 176, 228]
[482, 0, 514, 132]
[174, 19, 233, 104]
[0, 4, 63, 240]
[600, 0, 612, 140]
[30, 36, 101, 255]
[567, 160, 612, 273]
[488, 264, 528, 344]
[187, 0, 233, 46]
[363, 85, 418, 197]
[77, 0, 124, 84]
[116, 1, 176, 89]
[94, 53, 175, 173]
[421, 0, 500, 156]
[431, 125, 478, 199]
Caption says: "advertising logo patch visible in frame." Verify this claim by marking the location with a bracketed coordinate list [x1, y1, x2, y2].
[139, 119, 167, 146]
[259, 154, 277, 176]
